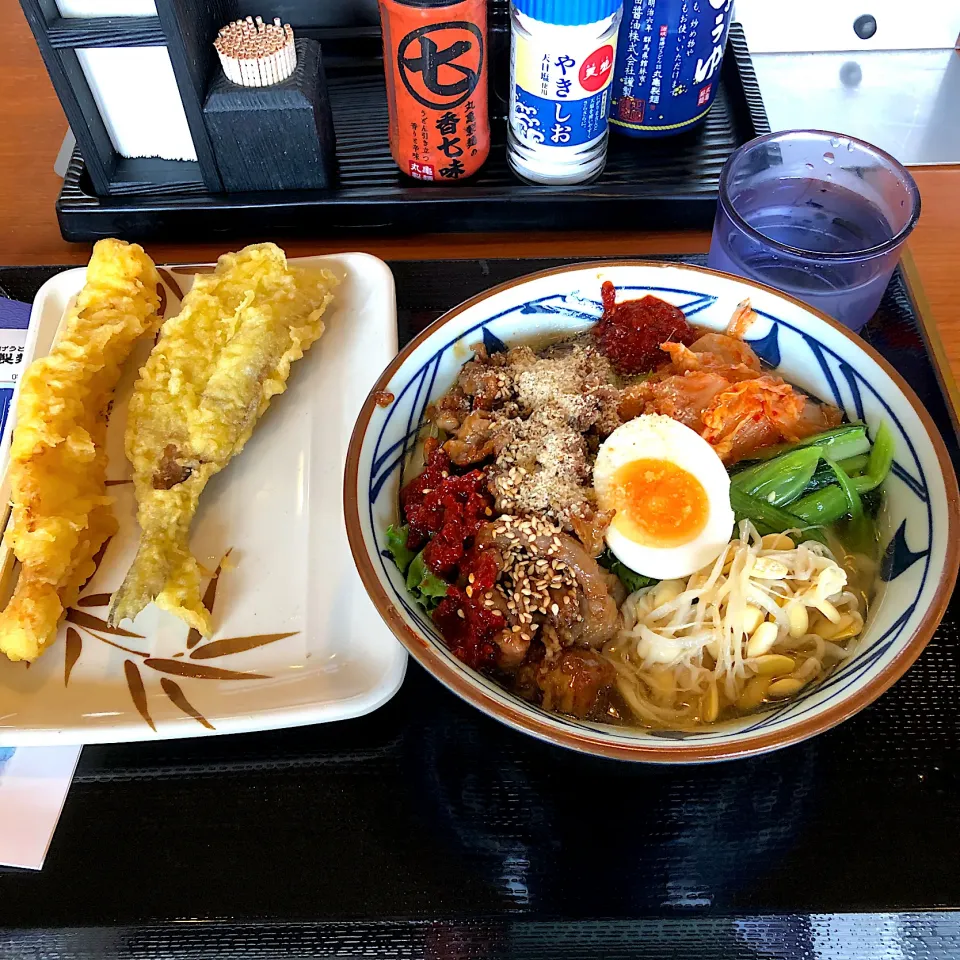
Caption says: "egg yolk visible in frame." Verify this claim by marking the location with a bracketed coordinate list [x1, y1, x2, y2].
[610, 458, 709, 547]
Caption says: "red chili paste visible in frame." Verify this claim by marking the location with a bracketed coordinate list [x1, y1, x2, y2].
[400, 448, 492, 567]
[433, 548, 503, 669]
[401, 450, 504, 667]
[594, 280, 697, 375]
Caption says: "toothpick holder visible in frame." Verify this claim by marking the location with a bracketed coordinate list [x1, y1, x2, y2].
[203, 38, 337, 193]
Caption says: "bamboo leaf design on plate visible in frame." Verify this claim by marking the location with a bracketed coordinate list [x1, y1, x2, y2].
[124, 660, 155, 732]
[143, 659, 269, 681]
[160, 678, 214, 730]
[64, 628, 82, 686]
[77, 537, 112, 595]
[155, 281, 167, 319]
[77, 593, 111, 608]
[189, 632, 297, 660]
[187, 549, 232, 649]
[157, 267, 184, 301]
[91, 537, 110, 571]
[85, 632, 150, 658]
[66, 609, 144, 639]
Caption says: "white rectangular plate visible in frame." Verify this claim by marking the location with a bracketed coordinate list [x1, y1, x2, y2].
[0, 252, 406, 744]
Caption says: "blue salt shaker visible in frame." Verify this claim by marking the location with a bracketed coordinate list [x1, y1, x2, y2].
[507, 0, 624, 184]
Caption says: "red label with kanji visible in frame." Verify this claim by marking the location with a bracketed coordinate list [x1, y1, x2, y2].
[578, 44, 614, 93]
[409, 161, 436, 180]
[616, 96, 645, 124]
[697, 84, 712, 107]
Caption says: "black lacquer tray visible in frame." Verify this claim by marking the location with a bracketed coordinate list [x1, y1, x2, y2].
[55, 24, 768, 242]
[0, 255, 959, 958]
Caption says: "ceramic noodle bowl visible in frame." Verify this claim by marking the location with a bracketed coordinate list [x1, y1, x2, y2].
[345, 261, 960, 762]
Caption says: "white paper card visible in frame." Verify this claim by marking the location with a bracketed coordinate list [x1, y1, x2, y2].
[0, 746, 81, 870]
[56, 0, 157, 17]
[76, 47, 197, 162]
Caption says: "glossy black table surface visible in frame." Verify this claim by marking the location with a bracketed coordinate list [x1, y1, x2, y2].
[0, 257, 957, 959]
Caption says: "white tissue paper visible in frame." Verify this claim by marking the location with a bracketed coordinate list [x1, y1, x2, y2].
[56, 0, 157, 16]
[0, 746, 81, 870]
[77, 46, 197, 162]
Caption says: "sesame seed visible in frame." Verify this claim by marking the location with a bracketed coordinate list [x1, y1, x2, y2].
[466, 586, 473, 597]
[457, 609, 465, 619]
[551, 603, 560, 615]
[468, 573, 475, 584]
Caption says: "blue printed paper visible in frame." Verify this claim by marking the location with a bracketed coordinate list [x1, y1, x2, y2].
[0, 297, 31, 470]
[0, 298, 30, 330]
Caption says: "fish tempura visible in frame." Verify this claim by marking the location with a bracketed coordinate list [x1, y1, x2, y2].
[0, 239, 162, 661]
[109, 242, 336, 635]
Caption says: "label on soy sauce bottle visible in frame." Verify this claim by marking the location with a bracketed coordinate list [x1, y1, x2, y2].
[610, 0, 735, 138]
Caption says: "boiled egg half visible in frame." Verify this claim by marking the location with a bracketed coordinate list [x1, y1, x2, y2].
[594, 414, 734, 580]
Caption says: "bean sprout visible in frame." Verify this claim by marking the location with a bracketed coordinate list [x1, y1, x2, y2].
[604, 521, 864, 727]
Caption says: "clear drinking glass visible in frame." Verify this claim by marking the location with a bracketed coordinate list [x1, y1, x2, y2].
[707, 130, 921, 332]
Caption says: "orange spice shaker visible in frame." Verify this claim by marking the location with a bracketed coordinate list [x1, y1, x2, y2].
[378, 0, 490, 181]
